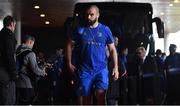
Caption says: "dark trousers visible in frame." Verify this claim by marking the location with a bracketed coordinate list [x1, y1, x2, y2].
[0, 81, 16, 105]
[119, 77, 128, 104]
[128, 76, 138, 104]
[16, 88, 34, 105]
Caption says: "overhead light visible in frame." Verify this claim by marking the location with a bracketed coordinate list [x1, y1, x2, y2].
[75, 13, 78, 16]
[169, 4, 173, 6]
[174, 0, 179, 3]
[149, 11, 152, 15]
[40, 14, 45, 17]
[160, 12, 165, 16]
[45, 21, 50, 24]
[34, 5, 40, 9]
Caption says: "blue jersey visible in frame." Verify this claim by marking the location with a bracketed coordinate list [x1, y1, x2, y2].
[72, 23, 114, 71]
[51, 56, 64, 81]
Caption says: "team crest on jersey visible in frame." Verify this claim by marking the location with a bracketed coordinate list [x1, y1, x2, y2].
[83, 32, 87, 36]
[97, 32, 102, 37]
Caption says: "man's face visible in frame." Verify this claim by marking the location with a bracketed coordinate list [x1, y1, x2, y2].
[137, 50, 146, 60]
[85, 7, 99, 25]
[169, 47, 176, 54]
[11, 22, 16, 32]
[123, 48, 128, 56]
[27, 40, 34, 49]
[114, 37, 118, 47]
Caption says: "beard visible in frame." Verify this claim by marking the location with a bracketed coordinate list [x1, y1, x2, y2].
[87, 18, 97, 26]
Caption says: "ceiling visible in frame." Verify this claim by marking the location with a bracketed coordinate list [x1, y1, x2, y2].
[0, 0, 180, 33]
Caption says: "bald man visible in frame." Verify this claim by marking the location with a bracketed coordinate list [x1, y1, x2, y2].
[66, 5, 119, 105]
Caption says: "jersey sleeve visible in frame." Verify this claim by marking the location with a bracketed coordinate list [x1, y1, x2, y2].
[105, 26, 114, 44]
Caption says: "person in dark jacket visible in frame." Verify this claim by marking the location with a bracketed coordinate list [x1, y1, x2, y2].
[16, 35, 47, 105]
[0, 15, 17, 105]
[165, 44, 180, 69]
[164, 44, 180, 104]
[129, 47, 160, 104]
[155, 49, 164, 72]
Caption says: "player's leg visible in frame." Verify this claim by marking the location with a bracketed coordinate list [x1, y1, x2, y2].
[94, 68, 109, 105]
[76, 70, 94, 105]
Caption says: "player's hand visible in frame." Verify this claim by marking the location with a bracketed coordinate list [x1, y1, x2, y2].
[112, 67, 119, 80]
[68, 63, 77, 73]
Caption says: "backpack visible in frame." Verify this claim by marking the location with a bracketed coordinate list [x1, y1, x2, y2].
[16, 49, 40, 88]
[16, 49, 32, 72]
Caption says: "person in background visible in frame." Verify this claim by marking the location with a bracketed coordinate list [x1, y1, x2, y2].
[50, 48, 66, 104]
[66, 5, 119, 105]
[16, 35, 47, 105]
[161, 52, 166, 62]
[164, 44, 180, 104]
[0, 15, 17, 105]
[118, 46, 128, 104]
[133, 47, 159, 104]
[50, 48, 64, 84]
[155, 49, 164, 72]
[164, 44, 180, 69]
[113, 36, 120, 54]
[120, 47, 128, 70]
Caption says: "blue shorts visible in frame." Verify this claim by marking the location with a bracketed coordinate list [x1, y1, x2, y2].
[76, 67, 109, 96]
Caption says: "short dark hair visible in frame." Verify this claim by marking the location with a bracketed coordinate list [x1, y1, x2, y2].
[155, 49, 162, 55]
[86, 5, 99, 14]
[22, 34, 35, 43]
[3, 15, 16, 27]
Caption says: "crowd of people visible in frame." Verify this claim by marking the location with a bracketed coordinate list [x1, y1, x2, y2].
[0, 5, 180, 105]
